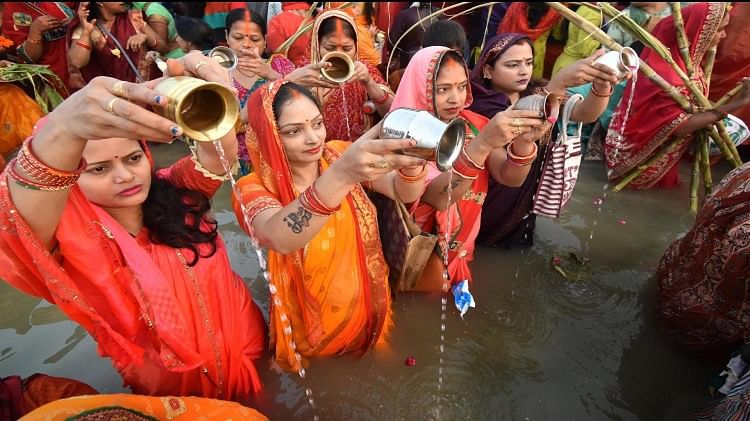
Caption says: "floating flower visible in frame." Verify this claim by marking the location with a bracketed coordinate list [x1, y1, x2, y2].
[618, 219, 627, 225]
[405, 356, 416, 366]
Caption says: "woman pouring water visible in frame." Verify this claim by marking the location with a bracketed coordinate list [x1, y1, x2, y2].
[232, 80, 427, 371]
[0, 51, 268, 401]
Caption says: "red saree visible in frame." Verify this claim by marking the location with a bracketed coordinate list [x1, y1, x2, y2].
[390, 46, 487, 286]
[69, 10, 153, 82]
[709, 2, 750, 127]
[232, 80, 391, 372]
[267, 2, 313, 67]
[2, 2, 74, 89]
[302, 10, 388, 142]
[657, 161, 750, 352]
[0, 154, 266, 400]
[605, 2, 727, 189]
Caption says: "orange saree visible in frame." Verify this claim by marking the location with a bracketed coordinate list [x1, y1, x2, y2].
[0, 154, 266, 400]
[232, 80, 391, 372]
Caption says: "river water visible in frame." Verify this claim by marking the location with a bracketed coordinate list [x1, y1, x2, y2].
[0, 143, 732, 420]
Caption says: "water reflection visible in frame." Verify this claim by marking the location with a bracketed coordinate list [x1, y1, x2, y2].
[0, 144, 732, 420]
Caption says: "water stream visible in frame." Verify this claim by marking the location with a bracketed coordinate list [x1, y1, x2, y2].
[0, 142, 730, 420]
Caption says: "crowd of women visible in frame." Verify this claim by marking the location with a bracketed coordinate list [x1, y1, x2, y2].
[1, 2, 750, 419]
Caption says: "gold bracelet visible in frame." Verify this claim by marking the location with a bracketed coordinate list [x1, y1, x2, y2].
[189, 146, 233, 181]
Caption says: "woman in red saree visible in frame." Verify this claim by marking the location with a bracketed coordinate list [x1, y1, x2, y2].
[709, 2, 750, 127]
[604, 2, 749, 189]
[1, 2, 75, 90]
[0, 53, 266, 401]
[68, 2, 159, 82]
[232, 80, 426, 371]
[390, 46, 550, 312]
[301, 9, 392, 142]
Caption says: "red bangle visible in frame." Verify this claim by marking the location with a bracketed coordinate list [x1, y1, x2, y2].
[506, 141, 538, 166]
[298, 182, 340, 216]
[709, 109, 728, 121]
[75, 40, 92, 50]
[397, 166, 427, 183]
[371, 86, 391, 105]
[17, 137, 86, 187]
[8, 159, 77, 191]
[27, 37, 43, 45]
[452, 154, 481, 180]
[461, 148, 485, 170]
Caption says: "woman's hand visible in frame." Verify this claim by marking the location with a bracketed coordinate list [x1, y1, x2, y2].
[727, 77, 750, 110]
[126, 33, 149, 52]
[30, 14, 63, 40]
[236, 47, 279, 80]
[350, 60, 372, 85]
[77, 2, 96, 35]
[548, 50, 621, 93]
[284, 62, 340, 89]
[477, 109, 548, 150]
[332, 136, 426, 184]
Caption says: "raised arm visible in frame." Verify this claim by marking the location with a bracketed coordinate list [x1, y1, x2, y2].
[421, 109, 548, 210]
[250, 138, 425, 254]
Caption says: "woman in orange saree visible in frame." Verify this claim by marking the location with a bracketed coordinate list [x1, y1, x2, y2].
[390, 46, 550, 313]
[232, 80, 427, 371]
[300, 9, 393, 142]
[0, 53, 266, 401]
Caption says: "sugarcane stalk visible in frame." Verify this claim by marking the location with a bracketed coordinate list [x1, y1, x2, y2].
[705, 125, 738, 167]
[554, 2, 740, 167]
[690, 149, 700, 212]
[699, 131, 712, 193]
[669, 2, 693, 77]
[703, 46, 717, 92]
[612, 135, 686, 192]
[714, 82, 743, 107]
[590, 2, 715, 112]
[711, 121, 742, 166]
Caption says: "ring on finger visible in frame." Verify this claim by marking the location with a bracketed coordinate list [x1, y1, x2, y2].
[511, 118, 522, 127]
[112, 81, 127, 98]
[194, 61, 210, 73]
[106, 97, 121, 116]
[369, 155, 392, 169]
[512, 128, 523, 135]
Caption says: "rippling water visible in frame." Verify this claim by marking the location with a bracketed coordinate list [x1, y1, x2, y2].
[0, 143, 731, 419]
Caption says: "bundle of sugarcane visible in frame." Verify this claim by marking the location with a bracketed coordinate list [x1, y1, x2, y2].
[547, 2, 740, 211]
[0, 63, 65, 114]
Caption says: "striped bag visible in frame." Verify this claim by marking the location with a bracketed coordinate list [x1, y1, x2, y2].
[532, 94, 584, 218]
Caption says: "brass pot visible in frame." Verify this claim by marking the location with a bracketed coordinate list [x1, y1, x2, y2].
[153, 76, 239, 142]
[320, 51, 355, 83]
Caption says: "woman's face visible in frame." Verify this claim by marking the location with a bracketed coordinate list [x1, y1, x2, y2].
[78, 138, 151, 210]
[434, 57, 468, 122]
[276, 94, 326, 167]
[319, 20, 357, 60]
[485, 42, 534, 95]
[226, 20, 265, 57]
[710, 13, 730, 48]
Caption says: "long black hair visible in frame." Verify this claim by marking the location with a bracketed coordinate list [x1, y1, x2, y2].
[317, 16, 357, 44]
[175, 16, 215, 51]
[143, 173, 218, 267]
